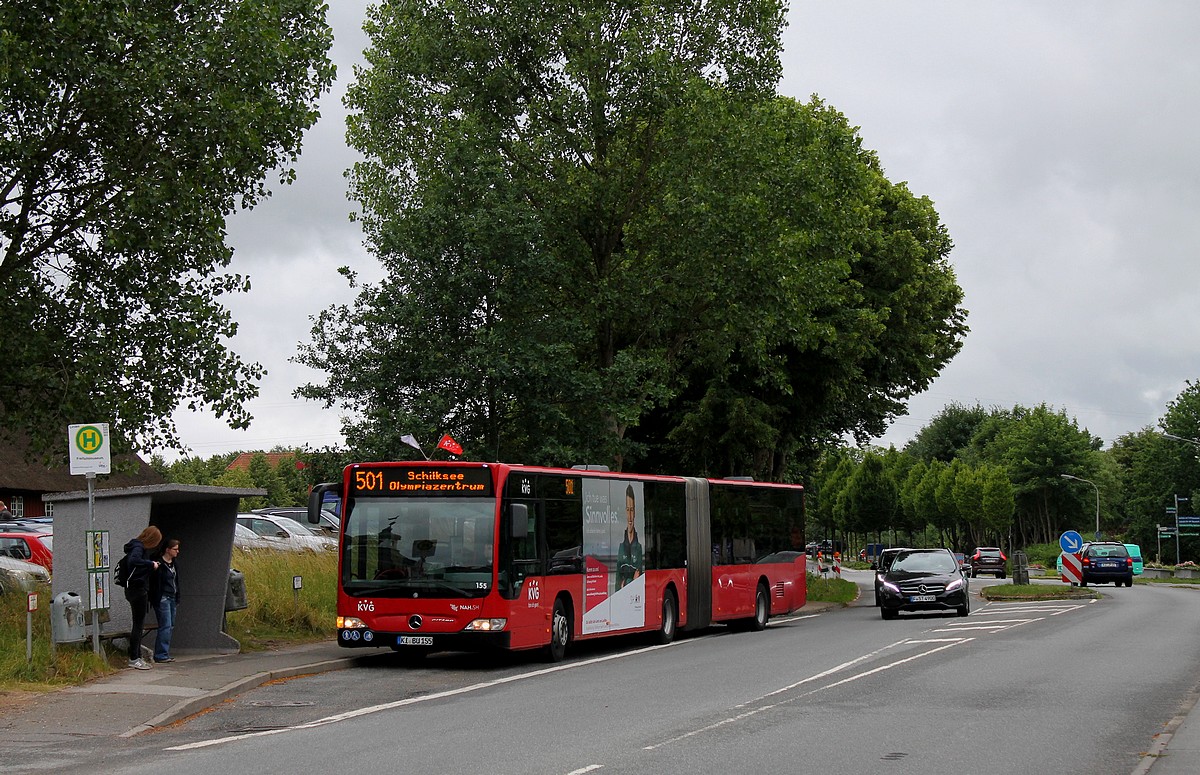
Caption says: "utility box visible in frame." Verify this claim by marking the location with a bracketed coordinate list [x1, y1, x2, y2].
[51, 592, 87, 643]
[225, 568, 248, 612]
[1012, 550, 1030, 585]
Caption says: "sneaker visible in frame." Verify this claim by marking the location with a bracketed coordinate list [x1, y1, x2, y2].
[154, 657, 175, 663]
[128, 658, 151, 670]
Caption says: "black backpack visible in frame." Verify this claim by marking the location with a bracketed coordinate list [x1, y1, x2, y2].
[114, 554, 132, 587]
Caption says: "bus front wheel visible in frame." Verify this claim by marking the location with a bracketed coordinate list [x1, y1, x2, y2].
[546, 598, 571, 662]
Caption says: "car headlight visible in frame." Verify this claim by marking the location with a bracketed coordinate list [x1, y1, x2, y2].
[945, 577, 965, 592]
[463, 618, 507, 632]
[338, 616, 367, 629]
[881, 580, 901, 594]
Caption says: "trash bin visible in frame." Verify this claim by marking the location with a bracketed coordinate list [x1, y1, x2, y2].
[225, 568, 248, 612]
[51, 591, 87, 643]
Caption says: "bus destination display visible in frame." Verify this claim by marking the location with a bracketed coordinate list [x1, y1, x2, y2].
[351, 465, 493, 497]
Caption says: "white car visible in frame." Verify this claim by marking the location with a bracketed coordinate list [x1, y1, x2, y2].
[0, 555, 51, 593]
[233, 523, 275, 551]
[235, 514, 336, 552]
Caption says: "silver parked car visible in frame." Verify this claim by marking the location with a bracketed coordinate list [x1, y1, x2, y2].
[0, 556, 51, 593]
[235, 514, 336, 552]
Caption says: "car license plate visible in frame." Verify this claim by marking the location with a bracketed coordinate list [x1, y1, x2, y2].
[910, 594, 936, 603]
[397, 635, 433, 646]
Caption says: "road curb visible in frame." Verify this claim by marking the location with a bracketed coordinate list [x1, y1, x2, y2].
[120, 656, 359, 738]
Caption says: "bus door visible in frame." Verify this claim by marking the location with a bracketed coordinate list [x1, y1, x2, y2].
[499, 500, 546, 646]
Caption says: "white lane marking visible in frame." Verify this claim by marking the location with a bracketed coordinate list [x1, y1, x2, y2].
[643, 637, 973, 751]
[166, 641, 679, 751]
[565, 766, 603, 774]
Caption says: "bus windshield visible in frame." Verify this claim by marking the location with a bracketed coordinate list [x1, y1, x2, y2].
[342, 497, 495, 599]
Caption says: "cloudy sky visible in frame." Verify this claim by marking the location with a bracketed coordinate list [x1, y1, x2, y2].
[156, 1, 1200, 462]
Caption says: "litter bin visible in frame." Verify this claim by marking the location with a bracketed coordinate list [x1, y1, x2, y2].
[225, 568, 248, 612]
[51, 591, 87, 643]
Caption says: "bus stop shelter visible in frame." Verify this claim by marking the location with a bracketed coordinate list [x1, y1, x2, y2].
[46, 483, 264, 655]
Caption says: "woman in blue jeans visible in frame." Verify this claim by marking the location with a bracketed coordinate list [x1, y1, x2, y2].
[151, 539, 181, 663]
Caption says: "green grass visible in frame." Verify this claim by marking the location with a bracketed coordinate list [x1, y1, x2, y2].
[223, 548, 338, 650]
[0, 584, 112, 692]
[0, 548, 338, 693]
[981, 583, 1098, 601]
[806, 572, 858, 604]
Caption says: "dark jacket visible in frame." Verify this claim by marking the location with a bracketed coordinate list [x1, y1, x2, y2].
[150, 554, 180, 606]
[122, 539, 156, 590]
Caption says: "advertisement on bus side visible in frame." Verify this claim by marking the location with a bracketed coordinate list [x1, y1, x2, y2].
[581, 479, 646, 634]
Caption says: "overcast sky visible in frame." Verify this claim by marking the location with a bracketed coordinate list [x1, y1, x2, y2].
[156, 1, 1200, 462]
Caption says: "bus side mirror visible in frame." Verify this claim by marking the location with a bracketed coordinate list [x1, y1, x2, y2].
[308, 483, 341, 525]
[511, 504, 529, 539]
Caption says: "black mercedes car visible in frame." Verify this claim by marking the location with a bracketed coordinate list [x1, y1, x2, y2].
[877, 548, 970, 620]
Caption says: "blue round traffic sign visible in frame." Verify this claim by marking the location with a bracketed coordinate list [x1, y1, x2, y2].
[1060, 530, 1084, 553]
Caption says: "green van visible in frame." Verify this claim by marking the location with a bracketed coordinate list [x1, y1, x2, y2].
[1124, 543, 1144, 575]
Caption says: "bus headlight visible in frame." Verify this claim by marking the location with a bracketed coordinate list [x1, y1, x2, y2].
[338, 616, 367, 629]
[463, 618, 507, 632]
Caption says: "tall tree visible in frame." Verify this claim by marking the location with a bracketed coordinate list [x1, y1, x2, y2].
[976, 404, 1101, 545]
[1, 0, 335, 454]
[301, 0, 965, 477]
[906, 402, 989, 463]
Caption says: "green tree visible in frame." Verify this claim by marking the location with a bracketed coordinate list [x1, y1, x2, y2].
[844, 452, 896, 542]
[906, 403, 989, 463]
[953, 464, 985, 546]
[977, 404, 1101, 545]
[1, 1, 335, 454]
[246, 453, 290, 507]
[211, 466, 266, 511]
[979, 463, 1015, 544]
[299, 0, 965, 478]
[812, 452, 856, 544]
[933, 460, 963, 548]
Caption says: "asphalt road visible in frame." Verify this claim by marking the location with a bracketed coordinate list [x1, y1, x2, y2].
[36, 572, 1200, 775]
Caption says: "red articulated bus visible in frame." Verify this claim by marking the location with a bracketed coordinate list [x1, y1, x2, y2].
[308, 461, 806, 661]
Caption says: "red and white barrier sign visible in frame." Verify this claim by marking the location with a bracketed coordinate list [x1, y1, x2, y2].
[1060, 551, 1083, 585]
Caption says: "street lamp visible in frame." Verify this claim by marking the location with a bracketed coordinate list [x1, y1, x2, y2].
[1163, 432, 1200, 448]
[1061, 473, 1101, 541]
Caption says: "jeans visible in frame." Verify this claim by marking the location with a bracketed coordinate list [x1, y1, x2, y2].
[154, 597, 177, 661]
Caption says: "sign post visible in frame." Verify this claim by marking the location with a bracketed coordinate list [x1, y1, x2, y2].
[69, 423, 111, 656]
[1059, 531, 1084, 585]
[27, 593, 37, 662]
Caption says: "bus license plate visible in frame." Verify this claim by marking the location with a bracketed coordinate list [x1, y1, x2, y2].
[910, 594, 936, 603]
[398, 636, 433, 646]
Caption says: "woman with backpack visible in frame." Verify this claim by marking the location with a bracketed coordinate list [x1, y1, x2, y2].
[123, 526, 161, 670]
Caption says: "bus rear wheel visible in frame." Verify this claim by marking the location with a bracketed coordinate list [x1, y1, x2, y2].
[654, 591, 677, 645]
[746, 583, 769, 631]
[546, 598, 571, 662]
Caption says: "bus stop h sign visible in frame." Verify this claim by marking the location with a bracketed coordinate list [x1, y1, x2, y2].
[68, 423, 111, 476]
